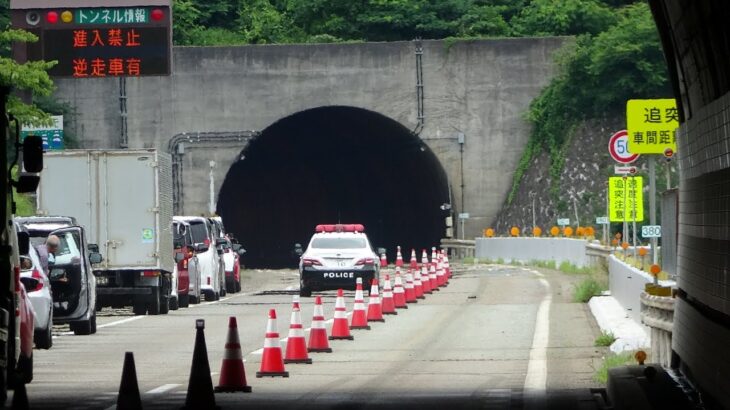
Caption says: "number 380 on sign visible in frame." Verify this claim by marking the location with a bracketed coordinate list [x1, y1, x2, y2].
[641, 225, 661, 238]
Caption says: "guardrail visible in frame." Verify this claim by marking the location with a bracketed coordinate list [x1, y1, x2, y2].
[640, 292, 674, 367]
[441, 239, 475, 259]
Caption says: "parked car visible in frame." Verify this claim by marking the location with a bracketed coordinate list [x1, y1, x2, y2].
[221, 237, 245, 294]
[209, 217, 228, 297]
[175, 216, 221, 301]
[12, 229, 36, 386]
[172, 219, 201, 307]
[19, 246, 53, 350]
[15, 218, 100, 335]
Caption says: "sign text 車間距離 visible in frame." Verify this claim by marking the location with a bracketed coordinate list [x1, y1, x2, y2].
[626, 99, 679, 154]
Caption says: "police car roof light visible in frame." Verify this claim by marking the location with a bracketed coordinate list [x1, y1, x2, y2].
[315, 224, 366, 233]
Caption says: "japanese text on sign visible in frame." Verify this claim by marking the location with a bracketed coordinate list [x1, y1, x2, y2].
[76, 8, 149, 24]
[609, 176, 644, 222]
[626, 99, 679, 154]
[43, 27, 170, 77]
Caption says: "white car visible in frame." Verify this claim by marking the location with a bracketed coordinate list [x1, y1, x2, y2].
[175, 216, 221, 301]
[19, 244, 52, 349]
[298, 224, 382, 297]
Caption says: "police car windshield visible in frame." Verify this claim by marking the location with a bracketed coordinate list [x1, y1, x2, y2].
[311, 237, 367, 249]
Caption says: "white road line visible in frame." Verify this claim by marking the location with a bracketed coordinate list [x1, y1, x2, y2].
[145, 384, 180, 395]
[97, 315, 146, 329]
[524, 276, 552, 399]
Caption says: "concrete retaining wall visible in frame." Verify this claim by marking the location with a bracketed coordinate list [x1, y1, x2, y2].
[475, 237, 590, 267]
[608, 255, 674, 325]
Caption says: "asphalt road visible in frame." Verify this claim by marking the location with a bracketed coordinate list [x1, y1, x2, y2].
[18, 265, 606, 409]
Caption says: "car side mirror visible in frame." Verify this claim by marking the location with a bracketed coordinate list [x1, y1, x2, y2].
[174, 252, 185, 263]
[215, 238, 226, 247]
[17, 231, 29, 256]
[194, 243, 208, 253]
[237, 248, 246, 256]
[87, 243, 99, 253]
[89, 252, 103, 264]
[22, 135, 43, 173]
[232, 243, 242, 252]
[377, 247, 386, 256]
[294, 243, 303, 257]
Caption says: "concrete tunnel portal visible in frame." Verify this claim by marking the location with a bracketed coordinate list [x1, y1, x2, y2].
[217, 106, 451, 268]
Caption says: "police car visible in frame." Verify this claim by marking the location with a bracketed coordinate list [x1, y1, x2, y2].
[298, 224, 381, 297]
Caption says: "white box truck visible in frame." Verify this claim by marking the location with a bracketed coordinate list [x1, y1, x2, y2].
[37, 149, 174, 315]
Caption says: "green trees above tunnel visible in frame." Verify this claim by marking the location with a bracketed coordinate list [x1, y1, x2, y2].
[509, 2, 670, 203]
[172, 0, 645, 45]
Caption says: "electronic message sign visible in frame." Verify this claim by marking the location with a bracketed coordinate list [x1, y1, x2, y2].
[11, 1, 171, 77]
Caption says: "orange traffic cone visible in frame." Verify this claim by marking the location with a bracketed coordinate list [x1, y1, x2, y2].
[215, 317, 252, 393]
[366, 278, 385, 322]
[308, 296, 332, 353]
[421, 249, 429, 266]
[444, 253, 452, 281]
[437, 258, 446, 287]
[329, 289, 354, 340]
[404, 270, 417, 303]
[395, 246, 404, 267]
[393, 267, 408, 309]
[381, 274, 397, 315]
[420, 265, 432, 294]
[351, 278, 371, 330]
[429, 263, 439, 292]
[413, 266, 425, 299]
[380, 253, 388, 270]
[409, 249, 418, 269]
[284, 296, 312, 364]
[256, 309, 289, 378]
[431, 247, 438, 264]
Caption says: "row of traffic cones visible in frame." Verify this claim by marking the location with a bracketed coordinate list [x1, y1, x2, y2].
[111, 247, 453, 409]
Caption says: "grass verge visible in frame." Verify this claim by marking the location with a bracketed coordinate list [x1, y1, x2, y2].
[594, 352, 635, 384]
[594, 331, 616, 347]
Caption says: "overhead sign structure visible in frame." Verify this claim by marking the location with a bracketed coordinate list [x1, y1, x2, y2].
[641, 225, 662, 238]
[10, 1, 172, 78]
[626, 99, 679, 154]
[608, 130, 639, 164]
[21, 115, 64, 150]
[609, 176, 644, 222]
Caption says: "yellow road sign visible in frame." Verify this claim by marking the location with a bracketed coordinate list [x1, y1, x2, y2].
[609, 176, 644, 222]
[626, 99, 679, 154]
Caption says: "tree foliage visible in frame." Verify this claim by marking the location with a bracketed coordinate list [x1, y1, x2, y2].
[0, 29, 56, 127]
[508, 2, 670, 202]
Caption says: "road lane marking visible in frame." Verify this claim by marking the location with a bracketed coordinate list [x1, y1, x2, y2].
[524, 276, 551, 394]
[97, 315, 146, 329]
[146, 384, 180, 394]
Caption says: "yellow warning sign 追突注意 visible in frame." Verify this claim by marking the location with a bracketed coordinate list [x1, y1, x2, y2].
[608, 176, 644, 222]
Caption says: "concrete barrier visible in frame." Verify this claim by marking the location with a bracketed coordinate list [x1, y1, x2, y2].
[475, 237, 591, 267]
[608, 255, 675, 325]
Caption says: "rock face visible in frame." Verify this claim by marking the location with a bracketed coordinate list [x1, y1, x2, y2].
[493, 117, 635, 234]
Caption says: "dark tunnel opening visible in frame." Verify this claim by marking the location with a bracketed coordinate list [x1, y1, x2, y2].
[217, 106, 451, 268]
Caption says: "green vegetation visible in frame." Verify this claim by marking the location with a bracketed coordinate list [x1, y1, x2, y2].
[11, 167, 34, 217]
[508, 2, 670, 203]
[171, 0, 646, 46]
[573, 277, 604, 302]
[594, 331, 616, 347]
[558, 260, 593, 275]
[595, 352, 634, 383]
[528, 259, 557, 270]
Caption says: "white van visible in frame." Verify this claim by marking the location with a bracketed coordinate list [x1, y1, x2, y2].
[175, 216, 221, 301]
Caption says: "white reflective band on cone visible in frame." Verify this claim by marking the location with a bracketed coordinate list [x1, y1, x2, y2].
[288, 328, 305, 338]
[224, 348, 243, 360]
[264, 337, 281, 348]
[266, 318, 278, 333]
[334, 309, 347, 319]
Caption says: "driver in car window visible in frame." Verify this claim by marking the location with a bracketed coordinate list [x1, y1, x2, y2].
[35, 234, 60, 275]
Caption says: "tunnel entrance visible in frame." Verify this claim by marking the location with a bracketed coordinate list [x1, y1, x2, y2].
[217, 106, 451, 268]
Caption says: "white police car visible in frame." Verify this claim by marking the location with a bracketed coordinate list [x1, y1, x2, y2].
[298, 224, 382, 297]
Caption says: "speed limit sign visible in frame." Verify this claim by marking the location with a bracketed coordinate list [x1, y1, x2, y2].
[609, 130, 640, 164]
